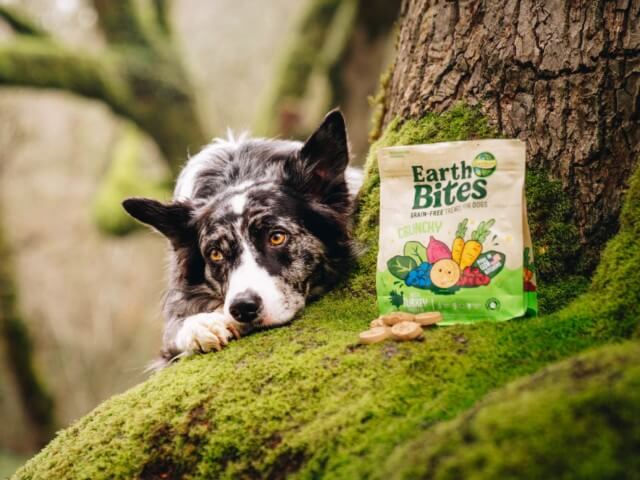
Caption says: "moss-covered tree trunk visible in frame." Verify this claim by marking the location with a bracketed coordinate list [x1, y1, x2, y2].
[382, 0, 640, 269]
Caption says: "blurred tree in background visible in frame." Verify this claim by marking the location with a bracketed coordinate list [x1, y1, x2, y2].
[256, 0, 400, 156]
[0, 0, 400, 469]
[0, 0, 205, 172]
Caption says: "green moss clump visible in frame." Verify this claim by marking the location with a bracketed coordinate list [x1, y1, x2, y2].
[382, 341, 640, 480]
[526, 170, 581, 279]
[367, 66, 392, 144]
[536, 275, 589, 315]
[14, 105, 640, 479]
[92, 125, 171, 236]
[525, 170, 589, 313]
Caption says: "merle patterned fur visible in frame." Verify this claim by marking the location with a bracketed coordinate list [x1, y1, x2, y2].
[122, 110, 361, 364]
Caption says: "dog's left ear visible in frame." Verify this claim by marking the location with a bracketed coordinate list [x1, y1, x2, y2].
[122, 197, 195, 248]
[300, 109, 349, 182]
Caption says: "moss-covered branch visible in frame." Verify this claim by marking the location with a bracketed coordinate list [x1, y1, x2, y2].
[0, 223, 55, 449]
[0, 6, 48, 37]
[0, 38, 130, 115]
[0, 37, 204, 172]
[152, 0, 171, 36]
[13, 106, 640, 479]
[92, 124, 172, 235]
[92, 0, 154, 47]
[383, 341, 640, 479]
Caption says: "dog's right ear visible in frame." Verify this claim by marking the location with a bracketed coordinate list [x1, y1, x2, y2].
[122, 198, 195, 246]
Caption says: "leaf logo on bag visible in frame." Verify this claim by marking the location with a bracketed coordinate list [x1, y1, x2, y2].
[377, 140, 537, 324]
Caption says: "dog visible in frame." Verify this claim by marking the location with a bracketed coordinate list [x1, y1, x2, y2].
[123, 110, 362, 366]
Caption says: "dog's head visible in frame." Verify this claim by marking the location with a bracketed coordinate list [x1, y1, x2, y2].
[123, 110, 355, 327]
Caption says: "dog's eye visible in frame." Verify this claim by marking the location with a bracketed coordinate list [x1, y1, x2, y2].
[269, 231, 287, 247]
[210, 250, 224, 262]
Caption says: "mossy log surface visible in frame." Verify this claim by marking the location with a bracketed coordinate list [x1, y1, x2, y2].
[14, 106, 640, 479]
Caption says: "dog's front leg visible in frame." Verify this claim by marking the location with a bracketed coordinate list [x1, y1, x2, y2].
[173, 311, 244, 356]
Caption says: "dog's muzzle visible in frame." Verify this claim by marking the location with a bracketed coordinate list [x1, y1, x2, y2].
[229, 290, 262, 323]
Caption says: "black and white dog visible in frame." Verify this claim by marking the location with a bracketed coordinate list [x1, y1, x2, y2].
[123, 110, 362, 366]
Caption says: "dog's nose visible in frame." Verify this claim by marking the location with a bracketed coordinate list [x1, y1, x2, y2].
[229, 291, 262, 323]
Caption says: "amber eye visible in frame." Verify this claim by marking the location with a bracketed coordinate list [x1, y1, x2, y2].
[269, 231, 287, 247]
[210, 250, 224, 262]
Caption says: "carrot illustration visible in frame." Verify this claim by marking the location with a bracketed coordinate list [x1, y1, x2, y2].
[451, 218, 468, 264]
[459, 219, 495, 270]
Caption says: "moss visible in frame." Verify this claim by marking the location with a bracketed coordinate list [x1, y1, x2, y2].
[525, 170, 590, 312]
[526, 171, 581, 279]
[14, 105, 640, 479]
[92, 124, 171, 236]
[367, 66, 392, 143]
[0, 38, 130, 111]
[382, 341, 640, 480]
[93, 0, 153, 47]
[536, 275, 589, 315]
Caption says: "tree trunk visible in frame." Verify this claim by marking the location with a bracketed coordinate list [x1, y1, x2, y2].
[383, 0, 640, 269]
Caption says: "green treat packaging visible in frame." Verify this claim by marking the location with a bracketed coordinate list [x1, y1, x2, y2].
[376, 139, 538, 324]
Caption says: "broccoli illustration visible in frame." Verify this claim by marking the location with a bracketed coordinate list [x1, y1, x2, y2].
[389, 289, 404, 310]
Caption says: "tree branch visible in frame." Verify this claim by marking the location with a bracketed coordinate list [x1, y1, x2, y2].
[0, 37, 131, 116]
[0, 38, 205, 172]
[91, 0, 153, 47]
[0, 5, 48, 37]
[152, 0, 171, 35]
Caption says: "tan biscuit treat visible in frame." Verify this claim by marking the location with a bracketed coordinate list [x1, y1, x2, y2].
[381, 311, 415, 326]
[414, 311, 442, 326]
[370, 318, 385, 328]
[390, 321, 423, 341]
[359, 327, 391, 344]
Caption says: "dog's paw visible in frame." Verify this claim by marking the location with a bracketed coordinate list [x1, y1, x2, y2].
[175, 312, 240, 355]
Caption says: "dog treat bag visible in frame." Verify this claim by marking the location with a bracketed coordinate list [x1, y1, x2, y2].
[376, 140, 537, 323]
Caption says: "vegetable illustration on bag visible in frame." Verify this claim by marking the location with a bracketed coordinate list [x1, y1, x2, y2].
[387, 218, 503, 294]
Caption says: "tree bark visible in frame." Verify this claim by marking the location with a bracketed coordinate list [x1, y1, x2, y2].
[383, 0, 640, 267]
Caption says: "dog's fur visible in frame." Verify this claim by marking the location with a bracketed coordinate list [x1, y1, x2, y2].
[123, 110, 362, 366]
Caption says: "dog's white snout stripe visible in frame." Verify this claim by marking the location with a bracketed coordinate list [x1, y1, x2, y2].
[224, 242, 292, 324]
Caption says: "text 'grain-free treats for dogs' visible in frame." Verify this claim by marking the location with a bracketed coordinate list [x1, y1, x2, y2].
[376, 140, 538, 324]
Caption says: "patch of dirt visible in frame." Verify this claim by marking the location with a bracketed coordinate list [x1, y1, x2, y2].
[140, 458, 184, 480]
[265, 449, 307, 480]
